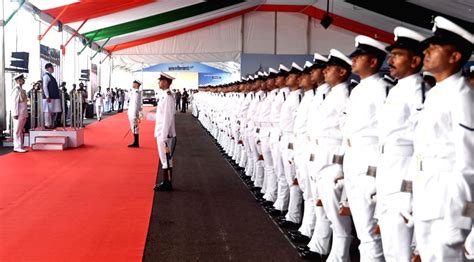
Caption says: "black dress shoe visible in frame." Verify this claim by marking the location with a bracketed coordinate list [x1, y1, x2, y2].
[300, 250, 325, 260]
[289, 231, 310, 243]
[154, 181, 173, 191]
[278, 220, 299, 228]
[268, 208, 284, 216]
[297, 245, 309, 252]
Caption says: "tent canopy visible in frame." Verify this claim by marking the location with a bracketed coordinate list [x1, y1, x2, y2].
[30, 0, 472, 67]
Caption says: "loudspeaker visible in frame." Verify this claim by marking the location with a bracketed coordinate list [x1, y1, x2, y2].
[320, 13, 333, 29]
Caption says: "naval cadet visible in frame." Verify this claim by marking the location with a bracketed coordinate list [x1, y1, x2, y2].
[127, 80, 142, 148]
[11, 74, 29, 153]
[376, 26, 426, 262]
[154, 73, 177, 191]
[412, 16, 474, 261]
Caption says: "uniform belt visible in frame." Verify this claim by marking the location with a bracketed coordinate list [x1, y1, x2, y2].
[315, 137, 342, 146]
[261, 123, 272, 127]
[416, 157, 453, 172]
[346, 137, 378, 147]
[379, 144, 414, 156]
[332, 155, 344, 165]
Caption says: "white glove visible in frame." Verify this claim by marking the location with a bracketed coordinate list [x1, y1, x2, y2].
[442, 223, 465, 247]
[399, 210, 414, 228]
[361, 175, 376, 202]
[465, 229, 474, 260]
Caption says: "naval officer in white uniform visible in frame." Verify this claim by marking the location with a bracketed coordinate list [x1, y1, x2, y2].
[154, 73, 177, 191]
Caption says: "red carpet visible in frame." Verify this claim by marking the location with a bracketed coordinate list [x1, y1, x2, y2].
[0, 111, 158, 261]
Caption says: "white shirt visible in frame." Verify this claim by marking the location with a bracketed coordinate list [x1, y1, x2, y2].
[258, 89, 278, 126]
[294, 89, 315, 134]
[11, 85, 28, 118]
[94, 91, 105, 106]
[311, 82, 349, 140]
[307, 83, 331, 140]
[413, 72, 474, 228]
[127, 89, 142, 120]
[279, 89, 303, 133]
[343, 74, 387, 140]
[270, 87, 290, 127]
[378, 73, 424, 146]
[154, 89, 176, 139]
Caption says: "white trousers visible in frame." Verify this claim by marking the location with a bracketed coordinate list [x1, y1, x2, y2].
[270, 130, 287, 211]
[13, 116, 27, 150]
[96, 104, 103, 119]
[261, 132, 277, 202]
[294, 134, 316, 236]
[307, 144, 340, 255]
[157, 137, 173, 169]
[128, 117, 139, 134]
[344, 144, 383, 262]
[281, 133, 303, 223]
[415, 219, 468, 262]
[376, 153, 414, 262]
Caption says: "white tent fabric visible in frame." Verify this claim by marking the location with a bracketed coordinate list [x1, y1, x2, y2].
[68, 0, 204, 34]
[113, 16, 243, 66]
[94, 0, 263, 46]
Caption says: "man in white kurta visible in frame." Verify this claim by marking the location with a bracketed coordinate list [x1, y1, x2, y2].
[127, 80, 142, 148]
[154, 73, 177, 192]
[93, 86, 105, 121]
[11, 74, 29, 153]
[42, 63, 62, 128]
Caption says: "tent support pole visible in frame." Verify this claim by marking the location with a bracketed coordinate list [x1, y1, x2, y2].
[78, 30, 100, 55]
[38, 5, 69, 40]
[4, 0, 25, 26]
[61, 19, 88, 55]
[91, 37, 110, 60]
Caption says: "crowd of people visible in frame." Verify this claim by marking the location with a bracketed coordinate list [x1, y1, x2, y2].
[174, 88, 190, 113]
[193, 17, 473, 261]
[10, 62, 131, 153]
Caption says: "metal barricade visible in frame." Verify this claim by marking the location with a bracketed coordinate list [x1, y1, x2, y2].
[60, 90, 66, 129]
[29, 87, 44, 130]
[71, 91, 83, 129]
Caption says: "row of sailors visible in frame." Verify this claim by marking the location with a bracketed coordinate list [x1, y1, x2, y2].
[193, 16, 473, 262]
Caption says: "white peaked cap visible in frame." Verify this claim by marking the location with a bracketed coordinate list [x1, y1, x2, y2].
[433, 16, 473, 44]
[313, 53, 329, 62]
[394, 26, 426, 42]
[329, 49, 352, 67]
[355, 35, 387, 52]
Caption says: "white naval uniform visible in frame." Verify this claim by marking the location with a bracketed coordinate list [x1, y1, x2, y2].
[245, 92, 260, 179]
[251, 91, 266, 188]
[260, 89, 279, 202]
[94, 91, 105, 120]
[309, 83, 352, 259]
[127, 89, 142, 134]
[293, 88, 316, 237]
[270, 87, 290, 211]
[376, 73, 424, 262]
[11, 85, 28, 151]
[305, 84, 332, 253]
[412, 72, 474, 261]
[154, 89, 176, 169]
[238, 93, 253, 169]
[342, 74, 386, 261]
[279, 89, 303, 223]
